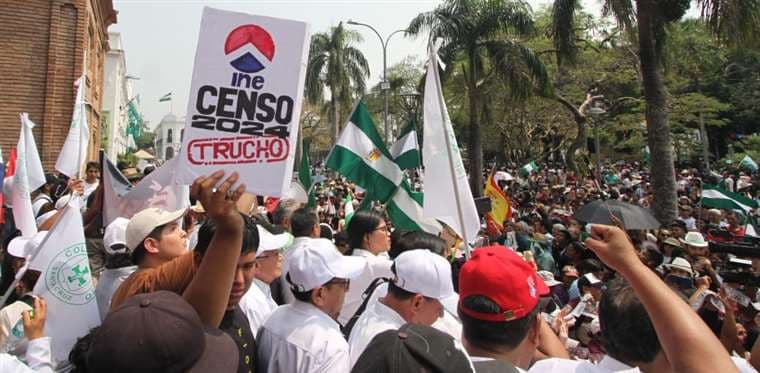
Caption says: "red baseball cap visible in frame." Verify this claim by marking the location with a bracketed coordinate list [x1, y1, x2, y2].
[458, 246, 549, 322]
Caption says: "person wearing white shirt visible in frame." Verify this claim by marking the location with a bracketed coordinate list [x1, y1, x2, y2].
[347, 249, 455, 367]
[239, 225, 292, 334]
[256, 238, 364, 373]
[82, 161, 100, 202]
[339, 210, 393, 325]
[0, 297, 53, 373]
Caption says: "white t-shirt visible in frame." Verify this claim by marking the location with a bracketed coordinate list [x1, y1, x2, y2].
[0, 337, 53, 373]
[528, 356, 640, 373]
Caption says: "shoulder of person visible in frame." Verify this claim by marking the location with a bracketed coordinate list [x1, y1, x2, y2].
[528, 357, 584, 372]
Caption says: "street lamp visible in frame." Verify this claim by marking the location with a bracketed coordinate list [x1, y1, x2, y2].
[399, 90, 421, 125]
[587, 105, 607, 184]
[347, 20, 407, 144]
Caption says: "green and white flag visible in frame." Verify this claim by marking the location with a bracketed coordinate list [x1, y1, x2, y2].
[390, 119, 421, 170]
[739, 155, 758, 173]
[519, 161, 539, 177]
[387, 180, 441, 233]
[701, 184, 759, 212]
[326, 101, 440, 234]
[298, 139, 315, 208]
[159, 92, 172, 102]
[326, 101, 404, 203]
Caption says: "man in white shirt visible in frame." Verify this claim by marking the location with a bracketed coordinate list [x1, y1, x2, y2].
[239, 225, 292, 334]
[348, 249, 455, 367]
[256, 238, 364, 373]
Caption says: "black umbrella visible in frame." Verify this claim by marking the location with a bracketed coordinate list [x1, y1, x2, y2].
[573, 199, 661, 230]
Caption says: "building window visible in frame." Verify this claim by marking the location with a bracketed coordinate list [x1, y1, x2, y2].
[180, 129, 184, 142]
[167, 129, 173, 143]
[166, 146, 175, 160]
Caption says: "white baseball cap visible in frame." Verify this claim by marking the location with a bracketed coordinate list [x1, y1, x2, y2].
[256, 225, 293, 257]
[104, 217, 130, 255]
[7, 231, 48, 259]
[393, 249, 455, 300]
[286, 238, 364, 292]
[125, 208, 186, 251]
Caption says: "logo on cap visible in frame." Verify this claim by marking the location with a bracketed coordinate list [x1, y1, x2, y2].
[44, 243, 96, 305]
[527, 276, 537, 298]
[224, 24, 275, 73]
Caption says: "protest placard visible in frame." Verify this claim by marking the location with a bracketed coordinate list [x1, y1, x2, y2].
[177, 7, 310, 196]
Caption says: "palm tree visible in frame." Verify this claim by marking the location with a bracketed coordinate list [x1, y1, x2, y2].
[408, 0, 552, 194]
[305, 23, 370, 143]
[550, 0, 760, 223]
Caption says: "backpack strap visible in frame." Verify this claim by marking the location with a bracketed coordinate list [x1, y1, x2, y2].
[341, 277, 389, 339]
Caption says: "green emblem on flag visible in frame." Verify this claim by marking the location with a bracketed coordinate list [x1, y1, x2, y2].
[45, 243, 96, 305]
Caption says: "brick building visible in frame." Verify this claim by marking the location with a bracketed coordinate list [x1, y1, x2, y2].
[0, 0, 117, 170]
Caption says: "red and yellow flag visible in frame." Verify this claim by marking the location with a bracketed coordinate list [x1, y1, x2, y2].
[484, 172, 511, 236]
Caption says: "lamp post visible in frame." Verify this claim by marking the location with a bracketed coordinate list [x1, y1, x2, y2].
[297, 112, 321, 171]
[587, 105, 606, 184]
[347, 20, 406, 144]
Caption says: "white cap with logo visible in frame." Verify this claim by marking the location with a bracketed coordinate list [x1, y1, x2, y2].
[256, 225, 293, 257]
[393, 249, 455, 300]
[286, 238, 364, 292]
[125, 208, 186, 251]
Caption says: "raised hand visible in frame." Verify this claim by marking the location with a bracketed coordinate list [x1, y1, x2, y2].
[22, 297, 47, 341]
[190, 170, 246, 228]
[583, 225, 641, 275]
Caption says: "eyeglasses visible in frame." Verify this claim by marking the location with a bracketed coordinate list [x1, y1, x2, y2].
[374, 225, 389, 233]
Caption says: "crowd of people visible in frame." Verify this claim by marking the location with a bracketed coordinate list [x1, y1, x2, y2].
[0, 157, 758, 372]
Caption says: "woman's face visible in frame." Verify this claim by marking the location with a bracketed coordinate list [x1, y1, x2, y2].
[364, 219, 390, 253]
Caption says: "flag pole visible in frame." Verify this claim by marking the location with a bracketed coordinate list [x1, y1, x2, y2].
[76, 75, 85, 179]
[0, 203, 75, 306]
[429, 46, 472, 259]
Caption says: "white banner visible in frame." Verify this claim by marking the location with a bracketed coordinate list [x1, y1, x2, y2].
[30, 198, 100, 363]
[13, 114, 46, 237]
[176, 7, 310, 196]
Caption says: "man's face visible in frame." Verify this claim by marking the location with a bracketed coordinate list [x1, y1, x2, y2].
[687, 244, 709, 258]
[254, 250, 283, 284]
[318, 279, 350, 320]
[153, 222, 188, 262]
[86, 168, 99, 182]
[228, 252, 257, 308]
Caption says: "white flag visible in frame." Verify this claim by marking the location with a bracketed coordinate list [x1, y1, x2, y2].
[29, 197, 100, 363]
[422, 40, 480, 246]
[13, 114, 46, 237]
[103, 156, 190, 226]
[56, 75, 90, 178]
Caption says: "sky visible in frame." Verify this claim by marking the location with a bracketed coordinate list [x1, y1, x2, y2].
[110, 0, 602, 130]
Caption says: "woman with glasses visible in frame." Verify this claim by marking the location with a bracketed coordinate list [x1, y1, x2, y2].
[338, 210, 393, 326]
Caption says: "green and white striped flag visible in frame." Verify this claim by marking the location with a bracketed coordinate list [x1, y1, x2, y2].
[386, 180, 441, 233]
[326, 101, 440, 234]
[739, 155, 758, 173]
[701, 184, 759, 213]
[519, 161, 539, 177]
[159, 92, 172, 102]
[390, 119, 421, 170]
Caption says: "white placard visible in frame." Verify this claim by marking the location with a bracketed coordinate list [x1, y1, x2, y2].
[177, 7, 310, 196]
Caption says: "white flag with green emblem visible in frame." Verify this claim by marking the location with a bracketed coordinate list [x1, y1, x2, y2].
[29, 197, 100, 363]
[739, 155, 758, 173]
[327, 101, 440, 233]
[390, 119, 421, 170]
[701, 184, 759, 212]
[55, 75, 89, 178]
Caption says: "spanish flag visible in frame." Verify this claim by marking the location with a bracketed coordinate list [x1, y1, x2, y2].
[484, 171, 511, 236]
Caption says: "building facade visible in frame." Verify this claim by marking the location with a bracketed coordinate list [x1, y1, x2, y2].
[102, 32, 132, 161]
[154, 113, 184, 161]
[0, 0, 117, 169]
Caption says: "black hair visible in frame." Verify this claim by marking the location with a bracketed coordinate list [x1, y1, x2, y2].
[459, 295, 539, 351]
[69, 326, 100, 373]
[272, 199, 301, 226]
[195, 214, 259, 257]
[346, 210, 384, 254]
[86, 161, 100, 172]
[290, 207, 319, 238]
[388, 280, 416, 301]
[577, 258, 604, 275]
[599, 278, 662, 365]
[389, 230, 448, 259]
[131, 225, 169, 265]
[105, 251, 134, 270]
[286, 272, 313, 302]
[319, 223, 333, 241]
